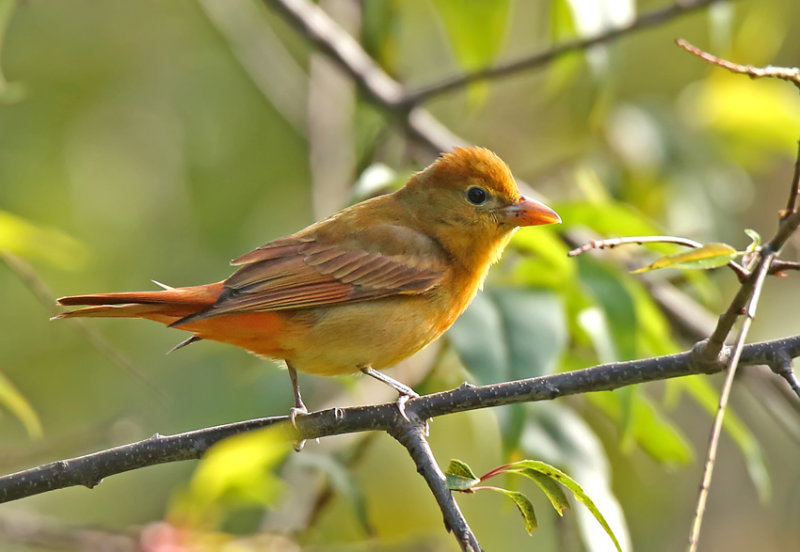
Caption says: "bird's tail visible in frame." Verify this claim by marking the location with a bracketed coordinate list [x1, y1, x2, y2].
[52, 282, 225, 324]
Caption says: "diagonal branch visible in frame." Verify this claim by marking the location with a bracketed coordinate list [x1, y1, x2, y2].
[3, 334, 800, 505]
[387, 416, 482, 552]
[404, 0, 732, 105]
[677, 38, 800, 91]
[688, 252, 775, 552]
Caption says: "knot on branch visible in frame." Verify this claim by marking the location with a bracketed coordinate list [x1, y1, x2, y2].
[690, 339, 730, 374]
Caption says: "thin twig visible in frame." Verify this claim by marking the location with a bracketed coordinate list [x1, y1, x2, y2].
[677, 39, 800, 91]
[3, 334, 800, 504]
[784, 141, 800, 219]
[568, 235, 749, 281]
[0, 511, 137, 552]
[404, 0, 730, 105]
[388, 416, 482, 552]
[703, 209, 800, 361]
[687, 252, 775, 552]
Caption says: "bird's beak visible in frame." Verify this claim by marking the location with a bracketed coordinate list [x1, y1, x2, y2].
[501, 196, 561, 227]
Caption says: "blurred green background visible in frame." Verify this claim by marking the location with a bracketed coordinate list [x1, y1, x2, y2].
[1, 0, 799, 550]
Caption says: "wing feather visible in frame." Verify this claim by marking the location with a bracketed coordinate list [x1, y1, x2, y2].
[172, 225, 447, 326]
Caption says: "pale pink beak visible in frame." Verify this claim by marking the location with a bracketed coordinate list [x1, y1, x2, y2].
[501, 196, 561, 227]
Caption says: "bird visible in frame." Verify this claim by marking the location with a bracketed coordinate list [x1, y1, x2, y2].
[53, 147, 560, 416]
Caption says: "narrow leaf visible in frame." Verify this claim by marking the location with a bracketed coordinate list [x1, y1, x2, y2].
[507, 460, 623, 552]
[484, 487, 538, 534]
[631, 242, 738, 273]
[0, 370, 42, 439]
[445, 459, 480, 491]
[510, 468, 570, 515]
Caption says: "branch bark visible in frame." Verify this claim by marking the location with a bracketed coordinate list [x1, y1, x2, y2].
[3, 334, 800, 504]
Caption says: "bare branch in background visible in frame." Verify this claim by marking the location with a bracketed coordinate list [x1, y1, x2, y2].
[405, 0, 733, 104]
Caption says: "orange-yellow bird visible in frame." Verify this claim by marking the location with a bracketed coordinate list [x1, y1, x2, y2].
[54, 147, 560, 414]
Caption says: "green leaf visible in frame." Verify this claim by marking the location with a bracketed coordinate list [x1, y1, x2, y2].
[517, 404, 630, 552]
[507, 460, 622, 552]
[0, 211, 88, 269]
[553, 200, 663, 243]
[432, 0, 510, 106]
[484, 487, 538, 534]
[0, 370, 42, 439]
[589, 390, 693, 465]
[0, 0, 24, 103]
[295, 453, 372, 535]
[631, 243, 738, 273]
[679, 375, 771, 501]
[577, 255, 637, 360]
[173, 424, 293, 525]
[744, 228, 761, 254]
[445, 458, 480, 491]
[510, 468, 570, 515]
[448, 289, 567, 384]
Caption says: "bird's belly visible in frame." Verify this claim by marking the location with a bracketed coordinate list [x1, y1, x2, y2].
[281, 296, 447, 376]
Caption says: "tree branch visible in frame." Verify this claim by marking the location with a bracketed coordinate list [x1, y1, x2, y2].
[387, 416, 482, 552]
[404, 0, 732, 105]
[3, 334, 800, 505]
[677, 38, 800, 91]
[688, 252, 775, 552]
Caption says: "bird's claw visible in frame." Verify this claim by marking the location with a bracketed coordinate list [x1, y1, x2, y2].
[397, 394, 412, 421]
[289, 405, 309, 428]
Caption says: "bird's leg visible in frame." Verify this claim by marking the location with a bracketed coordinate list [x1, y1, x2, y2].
[360, 366, 419, 398]
[360, 366, 419, 422]
[287, 362, 308, 426]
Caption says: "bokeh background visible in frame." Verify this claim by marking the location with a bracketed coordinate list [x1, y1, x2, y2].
[1, 0, 799, 550]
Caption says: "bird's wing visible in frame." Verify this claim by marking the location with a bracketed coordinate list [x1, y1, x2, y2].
[172, 225, 447, 325]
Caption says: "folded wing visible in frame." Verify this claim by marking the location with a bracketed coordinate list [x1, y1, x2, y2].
[172, 226, 446, 326]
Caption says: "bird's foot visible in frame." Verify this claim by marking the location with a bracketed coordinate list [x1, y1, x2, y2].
[289, 403, 309, 451]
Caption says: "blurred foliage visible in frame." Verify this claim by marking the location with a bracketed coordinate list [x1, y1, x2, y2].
[1, 0, 799, 551]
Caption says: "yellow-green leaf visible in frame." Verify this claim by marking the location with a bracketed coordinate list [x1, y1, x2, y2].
[485, 487, 538, 535]
[171, 424, 293, 526]
[631, 243, 738, 274]
[506, 460, 622, 552]
[512, 468, 570, 516]
[445, 458, 480, 491]
[0, 370, 42, 439]
[0, 211, 88, 269]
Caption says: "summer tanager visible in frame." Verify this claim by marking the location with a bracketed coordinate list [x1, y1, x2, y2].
[54, 147, 560, 413]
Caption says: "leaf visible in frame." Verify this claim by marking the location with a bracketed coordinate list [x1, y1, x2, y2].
[507, 460, 622, 552]
[484, 487, 538, 534]
[631, 242, 738, 273]
[445, 458, 480, 491]
[744, 228, 761, 254]
[511, 468, 570, 516]
[448, 289, 567, 384]
[432, 0, 510, 106]
[679, 375, 771, 501]
[588, 390, 693, 465]
[0, 211, 88, 269]
[0, 370, 42, 439]
[554, 200, 664, 244]
[0, 0, 24, 103]
[295, 453, 372, 535]
[518, 403, 631, 552]
[172, 424, 293, 526]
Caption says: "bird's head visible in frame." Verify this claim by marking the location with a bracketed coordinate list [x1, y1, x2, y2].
[398, 147, 560, 269]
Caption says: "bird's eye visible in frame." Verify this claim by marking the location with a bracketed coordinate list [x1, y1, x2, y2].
[467, 186, 488, 205]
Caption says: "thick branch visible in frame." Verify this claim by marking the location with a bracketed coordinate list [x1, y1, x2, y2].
[3, 334, 800, 504]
